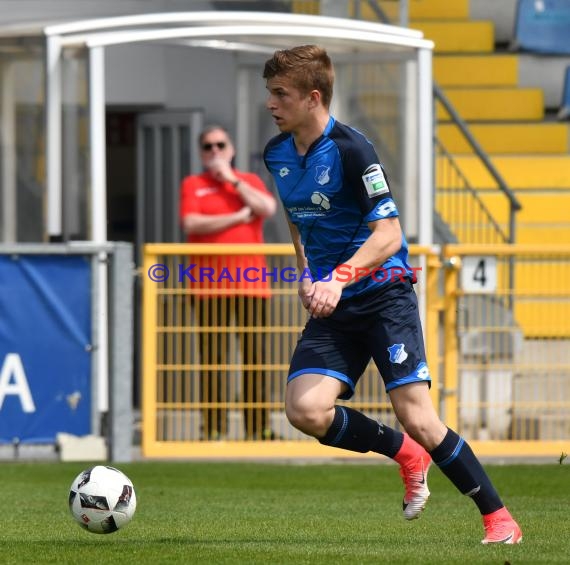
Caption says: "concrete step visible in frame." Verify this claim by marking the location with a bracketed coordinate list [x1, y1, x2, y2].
[437, 208, 570, 244]
[360, 88, 544, 123]
[516, 226, 570, 244]
[437, 155, 570, 188]
[434, 55, 518, 87]
[411, 21, 495, 53]
[436, 189, 570, 246]
[437, 88, 545, 121]
[437, 123, 570, 154]
[374, 0, 469, 21]
[438, 191, 570, 224]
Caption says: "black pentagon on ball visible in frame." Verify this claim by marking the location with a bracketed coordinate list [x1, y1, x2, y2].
[79, 493, 110, 511]
[114, 485, 133, 511]
[101, 515, 119, 534]
[77, 468, 93, 489]
[68, 490, 77, 510]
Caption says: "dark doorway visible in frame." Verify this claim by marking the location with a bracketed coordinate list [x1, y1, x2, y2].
[106, 110, 137, 243]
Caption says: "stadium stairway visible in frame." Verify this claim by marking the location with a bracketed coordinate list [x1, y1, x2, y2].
[408, 0, 570, 337]
[288, 0, 570, 248]
[358, 0, 569, 244]
[361, 0, 570, 338]
[402, 0, 570, 247]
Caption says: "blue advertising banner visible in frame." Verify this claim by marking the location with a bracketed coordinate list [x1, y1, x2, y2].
[0, 255, 92, 443]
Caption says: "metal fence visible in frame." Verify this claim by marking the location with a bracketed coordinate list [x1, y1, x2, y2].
[141, 243, 436, 458]
[442, 244, 570, 457]
[142, 243, 570, 459]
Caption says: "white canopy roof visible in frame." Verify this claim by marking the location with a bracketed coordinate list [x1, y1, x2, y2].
[43, 11, 431, 49]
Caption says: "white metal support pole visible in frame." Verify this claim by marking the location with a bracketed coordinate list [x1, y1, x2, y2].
[330, 62, 347, 123]
[62, 57, 81, 239]
[89, 46, 109, 413]
[1, 61, 16, 242]
[189, 110, 203, 174]
[46, 36, 63, 238]
[417, 46, 434, 333]
[402, 59, 418, 242]
[418, 47, 433, 247]
[400, 0, 410, 27]
[235, 64, 250, 171]
[321, 0, 350, 17]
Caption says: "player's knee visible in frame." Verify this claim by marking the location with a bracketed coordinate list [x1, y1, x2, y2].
[404, 414, 444, 446]
[402, 419, 429, 442]
[285, 400, 328, 436]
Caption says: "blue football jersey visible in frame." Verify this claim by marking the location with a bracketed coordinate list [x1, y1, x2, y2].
[264, 116, 413, 298]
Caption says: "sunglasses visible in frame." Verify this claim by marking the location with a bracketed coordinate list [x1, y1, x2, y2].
[201, 141, 227, 151]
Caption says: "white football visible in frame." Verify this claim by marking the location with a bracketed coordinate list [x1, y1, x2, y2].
[68, 465, 137, 534]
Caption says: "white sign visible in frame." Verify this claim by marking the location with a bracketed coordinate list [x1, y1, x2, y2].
[461, 256, 497, 293]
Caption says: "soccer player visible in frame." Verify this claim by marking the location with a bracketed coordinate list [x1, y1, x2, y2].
[262, 45, 522, 543]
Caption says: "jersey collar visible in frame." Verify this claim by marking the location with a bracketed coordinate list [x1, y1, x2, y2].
[323, 115, 336, 136]
[302, 116, 336, 160]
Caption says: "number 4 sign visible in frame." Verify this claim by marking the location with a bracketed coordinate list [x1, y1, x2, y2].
[460, 256, 497, 293]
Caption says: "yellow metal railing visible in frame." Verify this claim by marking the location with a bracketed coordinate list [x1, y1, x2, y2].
[443, 244, 570, 457]
[142, 243, 439, 458]
[142, 243, 570, 458]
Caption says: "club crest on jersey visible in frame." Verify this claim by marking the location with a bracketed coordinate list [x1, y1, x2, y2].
[388, 343, 408, 364]
[362, 164, 389, 198]
[315, 165, 331, 186]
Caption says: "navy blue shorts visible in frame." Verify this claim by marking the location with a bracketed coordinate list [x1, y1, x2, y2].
[288, 278, 431, 399]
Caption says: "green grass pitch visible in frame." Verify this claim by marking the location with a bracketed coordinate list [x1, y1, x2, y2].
[1, 460, 568, 564]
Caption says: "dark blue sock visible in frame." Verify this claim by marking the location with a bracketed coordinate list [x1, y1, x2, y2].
[319, 406, 404, 458]
[430, 428, 503, 515]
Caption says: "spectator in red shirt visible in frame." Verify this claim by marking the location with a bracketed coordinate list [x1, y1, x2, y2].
[180, 125, 277, 440]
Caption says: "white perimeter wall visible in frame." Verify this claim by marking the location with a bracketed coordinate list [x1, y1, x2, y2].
[105, 43, 270, 151]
